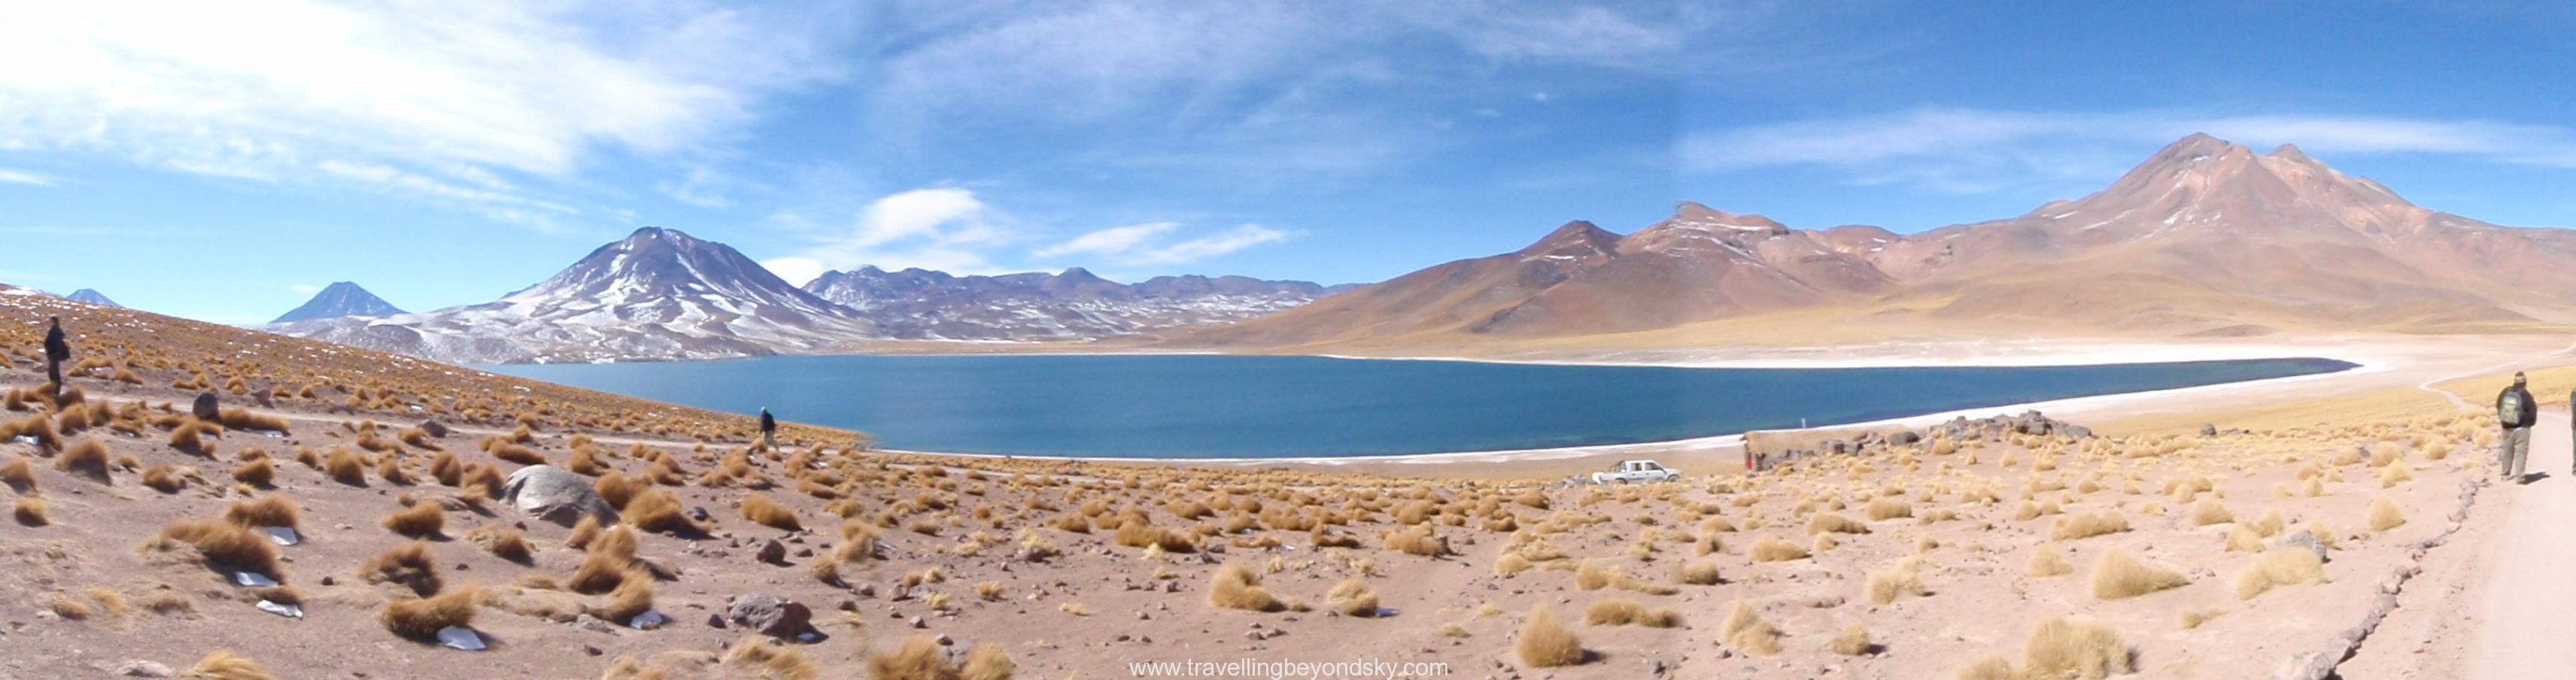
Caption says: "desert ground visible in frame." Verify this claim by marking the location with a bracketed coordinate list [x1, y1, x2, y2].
[2, 285, 2571, 680]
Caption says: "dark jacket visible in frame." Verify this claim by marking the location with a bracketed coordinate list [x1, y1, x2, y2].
[2499, 385, 2538, 429]
[759, 411, 776, 433]
[42, 326, 68, 363]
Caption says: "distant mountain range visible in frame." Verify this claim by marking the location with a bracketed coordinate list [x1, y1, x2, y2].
[65, 289, 120, 308]
[1186, 133, 2576, 349]
[803, 266, 1353, 341]
[269, 228, 1349, 363]
[272, 281, 406, 323]
[266, 132, 2576, 365]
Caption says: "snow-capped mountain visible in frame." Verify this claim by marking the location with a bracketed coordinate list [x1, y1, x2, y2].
[272, 281, 407, 323]
[272, 227, 879, 364]
[65, 289, 120, 308]
[803, 266, 1350, 341]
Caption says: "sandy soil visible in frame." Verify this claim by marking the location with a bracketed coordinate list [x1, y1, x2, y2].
[0, 352, 2503, 680]
[2342, 409, 2576, 679]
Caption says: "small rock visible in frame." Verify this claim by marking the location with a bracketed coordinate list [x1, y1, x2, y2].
[756, 540, 786, 564]
[319, 576, 336, 586]
[416, 420, 449, 438]
[706, 614, 728, 629]
[115, 660, 174, 678]
[583, 645, 603, 657]
[909, 615, 927, 629]
[935, 634, 954, 646]
[687, 507, 713, 522]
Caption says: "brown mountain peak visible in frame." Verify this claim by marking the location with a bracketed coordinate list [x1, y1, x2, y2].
[1517, 220, 1621, 257]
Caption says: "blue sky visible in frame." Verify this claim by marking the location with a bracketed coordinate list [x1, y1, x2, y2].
[3, 1, 2574, 324]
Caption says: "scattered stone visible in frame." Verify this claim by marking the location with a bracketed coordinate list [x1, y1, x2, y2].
[573, 615, 616, 634]
[724, 595, 815, 639]
[499, 466, 617, 527]
[687, 507, 713, 523]
[417, 420, 449, 438]
[190, 393, 220, 421]
[115, 660, 173, 678]
[909, 615, 927, 629]
[2274, 530, 2331, 563]
[756, 540, 786, 565]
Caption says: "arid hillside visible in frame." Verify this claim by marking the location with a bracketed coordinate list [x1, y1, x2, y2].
[0, 284, 2505, 679]
[1187, 133, 2576, 351]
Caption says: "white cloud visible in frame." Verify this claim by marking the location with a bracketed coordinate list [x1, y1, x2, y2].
[760, 187, 1022, 284]
[287, 284, 323, 296]
[1033, 222, 1180, 259]
[864, 2, 1681, 176]
[1036, 222, 1296, 266]
[0, 168, 53, 186]
[1127, 224, 1296, 265]
[0, 0, 840, 223]
[656, 167, 734, 209]
[1682, 108, 2576, 193]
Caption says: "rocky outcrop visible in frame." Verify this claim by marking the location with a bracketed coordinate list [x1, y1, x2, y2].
[500, 466, 617, 527]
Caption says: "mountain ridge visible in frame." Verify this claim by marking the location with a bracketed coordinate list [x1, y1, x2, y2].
[272, 281, 406, 323]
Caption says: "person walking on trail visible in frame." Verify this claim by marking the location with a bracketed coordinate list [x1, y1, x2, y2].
[2497, 372, 2537, 482]
[41, 316, 69, 396]
[758, 407, 776, 451]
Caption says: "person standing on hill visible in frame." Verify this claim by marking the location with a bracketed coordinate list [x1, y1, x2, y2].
[2496, 372, 2536, 482]
[41, 316, 69, 396]
[758, 407, 776, 451]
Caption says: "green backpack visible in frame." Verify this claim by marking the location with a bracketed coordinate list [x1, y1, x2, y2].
[2501, 390, 2527, 424]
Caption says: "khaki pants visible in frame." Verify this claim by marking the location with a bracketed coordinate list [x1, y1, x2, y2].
[2501, 427, 2532, 479]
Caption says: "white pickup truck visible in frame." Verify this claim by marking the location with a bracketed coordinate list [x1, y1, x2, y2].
[1590, 460, 1680, 484]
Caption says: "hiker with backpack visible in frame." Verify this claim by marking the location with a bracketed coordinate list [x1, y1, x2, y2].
[2497, 372, 2537, 482]
[759, 407, 776, 451]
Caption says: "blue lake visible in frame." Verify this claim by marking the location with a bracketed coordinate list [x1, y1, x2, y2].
[485, 354, 2355, 459]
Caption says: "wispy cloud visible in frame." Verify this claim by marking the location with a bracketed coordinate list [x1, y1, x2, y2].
[1681, 108, 2576, 193]
[287, 283, 322, 296]
[0, 1, 843, 226]
[760, 187, 1024, 285]
[1035, 222, 1296, 266]
[0, 168, 53, 186]
[864, 2, 1686, 178]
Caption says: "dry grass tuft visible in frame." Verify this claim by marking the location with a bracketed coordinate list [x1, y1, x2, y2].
[622, 489, 703, 536]
[380, 587, 479, 641]
[2022, 617, 2134, 679]
[0, 457, 31, 493]
[1208, 561, 1297, 612]
[360, 541, 444, 597]
[1678, 560, 1721, 585]
[382, 502, 445, 538]
[590, 568, 656, 623]
[232, 458, 274, 487]
[467, 526, 534, 564]
[740, 493, 803, 532]
[1326, 578, 1381, 617]
[1864, 557, 1930, 605]
[187, 650, 278, 680]
[1581, 598, 1680, 627]
[962, 644, 1016, 680]
[148, 519, 283, 580]
[1514, 605, 1587, 668]
[325, 448, 366, 486]
[223, 495, 300, 530]
[2190, 498, 2234, 527]
[2368, 496, 2407, 532]
[864, 636, 959, 680]
[1806, 512, 1869, 535]
[13, 497, 46, 526]
[2028, 548, 2073, 577]
[724, 636, 820, 680]
[56, 437, 110, 484]
[2234, 546, 2328, 600]
[1749, 536, 1809, 563]
[1721, 600, 1784, 656]
[1830, 624, 1876, 656]
[2089, 549, 2188, 600]
[2049, 512, 2129, 541]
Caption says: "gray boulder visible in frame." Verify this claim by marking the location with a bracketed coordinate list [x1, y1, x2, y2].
[501, 465, 615, 527]
[191, 392, 220, 421]
[724, 594, 814, 639]
[2272, 530, 2331, 563]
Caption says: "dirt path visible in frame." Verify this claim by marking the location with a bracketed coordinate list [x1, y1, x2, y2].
[2459, 410, 2576, 678]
